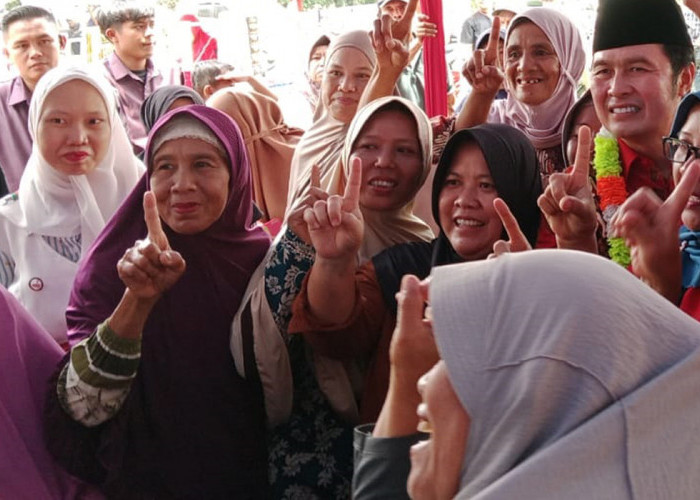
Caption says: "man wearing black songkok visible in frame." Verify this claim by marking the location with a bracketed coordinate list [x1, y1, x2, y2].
[546, 0, 696, 254]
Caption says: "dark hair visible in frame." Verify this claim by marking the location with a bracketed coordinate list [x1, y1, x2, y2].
[663, 43, 695, 86]
[192, 60, 234, 96]
[95, 2, 154, 35]
[2, 6, 55, 33]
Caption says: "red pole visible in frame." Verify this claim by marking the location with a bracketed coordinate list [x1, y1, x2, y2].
[297, 0, 304, 11]
[419, 0, 447, 118]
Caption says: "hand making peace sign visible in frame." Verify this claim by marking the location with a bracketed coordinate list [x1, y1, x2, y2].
[462, 17, 504, 95]
[538, 126, 598, 251]
[304, 157, 364, 261]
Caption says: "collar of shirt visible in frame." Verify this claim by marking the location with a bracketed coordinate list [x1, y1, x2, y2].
[8, 76, 31, 107]
[618, 138, 672, 199]
[106, 52, 159, 83]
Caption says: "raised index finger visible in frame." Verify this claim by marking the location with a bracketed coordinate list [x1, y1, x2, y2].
[484, 16, 501, 65]
[143, 191, 169, 251]
[493, 198, 529, 249]
[664, 162, 700, 219]
[343, 156, 363, 211]
[571, 125, 591, 186]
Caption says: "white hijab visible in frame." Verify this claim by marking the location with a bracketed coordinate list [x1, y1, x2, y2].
[6, 65, 144, 253]
[431, 250, 700, 500]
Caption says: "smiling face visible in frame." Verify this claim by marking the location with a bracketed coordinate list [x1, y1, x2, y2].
[673, 104, 700, 231]
[438, 142, 503, 261]
[38, 80, 111, 176]
[505, 21, 561, 106]
[321, 47, 373, 123]
[350, 108, 423, 212]
[106, 17, 155, 69]
[591, 44, 691, 152]
[2, 17, 61, 91]
[150, 137, 230, 235]
[408, 361, 470, 500]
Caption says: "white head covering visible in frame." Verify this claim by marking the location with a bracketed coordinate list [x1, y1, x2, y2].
[490, 8, 585, 150]
[6, 65, 144, 252]
[430, 250, 700, 499]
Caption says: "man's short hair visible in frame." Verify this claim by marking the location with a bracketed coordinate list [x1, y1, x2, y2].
[192, 60, 234, 96]
[2, 6, 56, 33]
[95, 2, 154, 35]
[663, 43, 695, 84]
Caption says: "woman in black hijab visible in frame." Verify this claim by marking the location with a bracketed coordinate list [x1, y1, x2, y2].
[288, 123, 543, 422]
[139, 85, 205, 132]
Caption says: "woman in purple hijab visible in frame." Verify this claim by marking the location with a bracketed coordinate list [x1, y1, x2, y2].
[45, 106, 271, 497]
[0, 287, 101, 498]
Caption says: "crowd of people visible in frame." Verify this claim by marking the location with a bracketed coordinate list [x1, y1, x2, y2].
[3, 0, 700, 498]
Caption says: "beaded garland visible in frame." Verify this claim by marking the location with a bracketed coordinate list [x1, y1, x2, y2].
[593, 128, 631, 266]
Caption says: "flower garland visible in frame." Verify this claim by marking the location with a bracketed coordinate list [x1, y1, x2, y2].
[593, 128, 631, 267]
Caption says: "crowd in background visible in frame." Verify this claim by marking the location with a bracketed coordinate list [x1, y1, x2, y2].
[3, 0, 700, 498]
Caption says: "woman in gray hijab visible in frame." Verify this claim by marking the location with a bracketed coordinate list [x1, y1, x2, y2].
[357, 249, 700, 499]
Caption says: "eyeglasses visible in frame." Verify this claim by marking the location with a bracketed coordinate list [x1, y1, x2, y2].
[663, 136, 700, 163]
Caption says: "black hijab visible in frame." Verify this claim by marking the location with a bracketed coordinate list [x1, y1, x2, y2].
[374, 123, 542, 313]
[139, 85, 205, 132]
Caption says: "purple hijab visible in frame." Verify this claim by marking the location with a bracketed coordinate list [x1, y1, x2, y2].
[0, 288, 101, 498]
[63, 106, 271, 496]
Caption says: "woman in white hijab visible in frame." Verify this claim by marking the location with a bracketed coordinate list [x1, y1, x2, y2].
[406, 249, 700, 499]
[0, 65, 144, 347]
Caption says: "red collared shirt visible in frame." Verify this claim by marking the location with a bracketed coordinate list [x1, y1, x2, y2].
[618, 139, 673, 200]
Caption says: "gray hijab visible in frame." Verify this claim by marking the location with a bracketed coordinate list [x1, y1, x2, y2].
[430, 250, 700, 499]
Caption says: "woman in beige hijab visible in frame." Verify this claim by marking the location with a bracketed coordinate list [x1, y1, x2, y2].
[208, 88, 304, 225]
[286, 30, 376, 215]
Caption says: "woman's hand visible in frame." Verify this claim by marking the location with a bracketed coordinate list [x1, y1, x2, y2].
[304, 158, 364, 262]
[374, 274, 439, 438]
[538, 126, 598, 253]
[117, 192, 186, 300]
[287, 165, 329, 245]
[489, 198, 532, 258]
[461, 17, 503, 95]
[414, 14, 438, 43]
[611, 163, 700, 302]
[372, 14, 410, 74]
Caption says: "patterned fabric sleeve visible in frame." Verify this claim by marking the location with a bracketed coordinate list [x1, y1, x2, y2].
[58, 320, 141, 427]
[263, 228, 315, 334]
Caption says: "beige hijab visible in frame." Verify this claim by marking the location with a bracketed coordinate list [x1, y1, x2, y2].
[329, 95, 434, 262]
[208, 88, 304, 221]
[286, 30, 376, 216]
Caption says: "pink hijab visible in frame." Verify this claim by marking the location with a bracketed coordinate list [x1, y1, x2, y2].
[490, 8, 585, 150]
